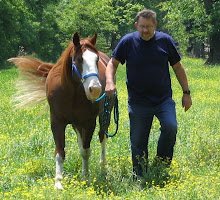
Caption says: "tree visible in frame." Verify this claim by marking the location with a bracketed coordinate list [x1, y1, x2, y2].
[22, 0, 61, 62]
[159, 0, 220, 64]
[0, 0, 24, 65]
[3, 0, 218, 66]
[0, 0, 61, 67]
[55, 0, 160, 53]
[159, 0, 209, 57]
[55, 0, 116, 53]
[203, 0, 220, 64]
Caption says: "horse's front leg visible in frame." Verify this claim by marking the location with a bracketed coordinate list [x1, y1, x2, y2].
[55, 153, 64, 189]
[51, 118, 67, 189]
[74, 125, 94, 179]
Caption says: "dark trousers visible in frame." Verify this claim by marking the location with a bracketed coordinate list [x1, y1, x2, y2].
[128, 98, 177, 176]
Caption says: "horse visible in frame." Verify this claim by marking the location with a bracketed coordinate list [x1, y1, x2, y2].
[8, 32, 113, 189]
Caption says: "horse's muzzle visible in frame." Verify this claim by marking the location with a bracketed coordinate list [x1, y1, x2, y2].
[87, 85, 102, 101]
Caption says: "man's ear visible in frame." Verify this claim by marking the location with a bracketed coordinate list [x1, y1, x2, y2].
[134, 22, 138, 29]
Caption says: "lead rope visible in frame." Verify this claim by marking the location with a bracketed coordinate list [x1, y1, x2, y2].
[96, 92, 119, 137]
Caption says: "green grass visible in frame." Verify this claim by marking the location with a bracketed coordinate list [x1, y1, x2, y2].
[0, 58, 219, 199]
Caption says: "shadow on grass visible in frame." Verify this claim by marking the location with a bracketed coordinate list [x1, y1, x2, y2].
[143, 163, 171, 188]
[89, 165, 134, 196]
[139, 158, 180, 190]
[57, 159, 180, 195]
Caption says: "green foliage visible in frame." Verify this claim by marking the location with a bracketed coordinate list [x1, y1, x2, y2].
[211, 1, 220, 34]
[1, 0, 219, 66]
[0, 0, 61, 67]
[33, 3, 62, 62]
[55, 0, 144, 51]
[55, 0, 117, 47]
[0, 58, 220, 199]
[0, 0, 23, 64]
[159, 0, 209, 55]
[202, 0, 220, 64]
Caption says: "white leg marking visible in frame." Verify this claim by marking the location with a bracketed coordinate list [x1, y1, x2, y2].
[55, 153, 64, 189]
[80, 147, 91, 177]
[76, 131, 91, 177]
[100, 135, 107, 166]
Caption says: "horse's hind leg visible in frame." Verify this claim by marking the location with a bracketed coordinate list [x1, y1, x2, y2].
[98, 128, 107, 166]
[51, 118, 66, 189]
[98, 116, 108, 166]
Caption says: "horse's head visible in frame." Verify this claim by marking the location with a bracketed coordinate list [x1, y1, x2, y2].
[71, 32, 102, 101]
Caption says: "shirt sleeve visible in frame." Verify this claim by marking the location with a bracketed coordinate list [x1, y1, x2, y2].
[111, 36, 127, 65]
[167, 36, 181, 66]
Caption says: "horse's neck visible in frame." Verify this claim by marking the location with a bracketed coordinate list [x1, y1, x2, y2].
[99, 57, 107, 68]
[98, 51, 110, 67]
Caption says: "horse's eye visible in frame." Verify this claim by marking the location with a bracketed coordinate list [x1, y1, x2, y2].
[78, 58, 83, 64]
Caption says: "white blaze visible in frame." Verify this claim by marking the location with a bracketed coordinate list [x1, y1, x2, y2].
[82, 50, 101, 100]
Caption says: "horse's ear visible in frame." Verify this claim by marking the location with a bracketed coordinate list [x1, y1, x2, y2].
[73, 32, 80, 47]
[90, 32, 97, 46]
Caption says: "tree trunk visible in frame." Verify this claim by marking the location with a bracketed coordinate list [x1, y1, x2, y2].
[203, 0, 220, 64]
[206, 33, 220, 64]
[110, 32, 118, 51]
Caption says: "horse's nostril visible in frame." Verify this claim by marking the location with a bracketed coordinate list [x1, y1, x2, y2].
[88, 85, 101, 99]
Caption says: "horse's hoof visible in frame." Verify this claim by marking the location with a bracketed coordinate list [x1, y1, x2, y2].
[81, 174, 91, 185]
[54, 181, 63, 190]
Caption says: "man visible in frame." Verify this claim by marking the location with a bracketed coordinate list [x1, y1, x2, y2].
[105, 9, 192, 177]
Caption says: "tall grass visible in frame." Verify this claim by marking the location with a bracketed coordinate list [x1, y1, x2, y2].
[0, 58, 219, 199]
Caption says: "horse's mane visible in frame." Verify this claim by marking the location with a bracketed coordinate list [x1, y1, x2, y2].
[52, 42, 74, 87]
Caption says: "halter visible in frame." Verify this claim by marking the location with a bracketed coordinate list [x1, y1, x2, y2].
[72, 57, 99, 83]
[72, 57, 119, 137]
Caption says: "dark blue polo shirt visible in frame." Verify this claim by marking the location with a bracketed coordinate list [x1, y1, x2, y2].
[112, 31, 181, 105]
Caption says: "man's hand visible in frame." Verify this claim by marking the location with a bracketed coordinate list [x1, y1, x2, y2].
[105, 82, 116, 97]
[182, 94, 192, 112]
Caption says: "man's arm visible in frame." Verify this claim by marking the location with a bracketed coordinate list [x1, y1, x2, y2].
[105, 57, 120, 96]
[172, 61, 192, 112]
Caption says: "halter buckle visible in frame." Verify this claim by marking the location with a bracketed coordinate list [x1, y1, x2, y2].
[81, 77, 85, 83]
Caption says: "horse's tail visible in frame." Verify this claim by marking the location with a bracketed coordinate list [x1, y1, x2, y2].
[8, 56, 54, 108]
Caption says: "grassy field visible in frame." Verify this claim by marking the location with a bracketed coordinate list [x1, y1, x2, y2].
[0, 58, 219, 199]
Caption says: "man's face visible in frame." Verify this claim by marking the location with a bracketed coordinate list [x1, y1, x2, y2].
[135, 16, 157, 41]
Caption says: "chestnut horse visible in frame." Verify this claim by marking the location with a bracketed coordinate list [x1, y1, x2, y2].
[8, 32, 112, 189]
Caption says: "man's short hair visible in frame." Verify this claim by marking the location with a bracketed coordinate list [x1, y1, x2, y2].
[136, 9, 157, 23]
